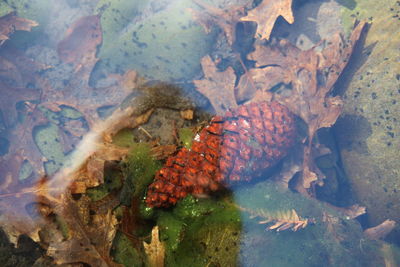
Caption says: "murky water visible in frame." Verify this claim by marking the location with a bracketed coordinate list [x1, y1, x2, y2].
[0, 0, 399, 266]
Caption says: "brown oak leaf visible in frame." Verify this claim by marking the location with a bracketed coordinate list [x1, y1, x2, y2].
[241, 22, 366, 189]
[57, 15, 101, 70]
[194, 55, 238, 115]
[190, 0, 246, 45]
[0, 13, 38, 46]
[47, 194, 121, 267]
[240, 0, 294, 40]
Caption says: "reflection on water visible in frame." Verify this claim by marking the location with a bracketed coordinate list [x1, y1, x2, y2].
[0, 0, 399, 266]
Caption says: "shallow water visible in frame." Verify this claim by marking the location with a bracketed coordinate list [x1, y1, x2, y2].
[0, 0, 399, 266]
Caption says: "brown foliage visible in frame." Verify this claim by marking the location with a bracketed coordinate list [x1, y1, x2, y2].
[240, 0, 294, 40]
[193, 55, 237, 115]
[190, 0, 246, 45]
[0, 13, 38, 46]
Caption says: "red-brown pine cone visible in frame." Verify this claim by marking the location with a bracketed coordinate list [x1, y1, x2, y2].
[146, 101, 296, 208]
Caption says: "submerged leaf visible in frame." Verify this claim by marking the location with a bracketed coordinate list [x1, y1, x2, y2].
[0, 13, 38, 46]
[194, 55, 237, 114]
[190, 0, 246, 45]
[143, 226, 165, 267]
[240, 0, 294, 40]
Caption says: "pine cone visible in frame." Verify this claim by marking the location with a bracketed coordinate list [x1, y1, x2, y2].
[146, 101, 296, 208]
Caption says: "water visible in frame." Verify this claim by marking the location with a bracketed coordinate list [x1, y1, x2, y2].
[0, 0, 399, 266]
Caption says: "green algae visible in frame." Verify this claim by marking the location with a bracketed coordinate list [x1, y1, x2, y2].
[178, 127, 196, 149]
[120, 143, 162, 205]
[112, 128, 135, 148]
[155, 195, 241, 266]
[86, 165, 123, 201]
[112, 231, 146, 267]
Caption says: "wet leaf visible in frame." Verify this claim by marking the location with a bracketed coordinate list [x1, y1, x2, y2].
[57, 15, 101, 69]
[47, 194, 121, 266]
[190, 0, 246, 45]
[143, 226, 165, 267]
[0, 13, 38, 46]
[243, 22, 366, 188]
[240, 0, 294, 40]
[193, 55, 237, 114]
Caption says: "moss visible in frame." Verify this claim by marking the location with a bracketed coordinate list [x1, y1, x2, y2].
[158, 212, 185, 251]
[139, 201, 155, 220]
[120, 143, 162, 205]
[112, 129, 135, 148]
[112, 231, 145, 267]
[86, 167, 122, 201]
[155, 194, 241, 266]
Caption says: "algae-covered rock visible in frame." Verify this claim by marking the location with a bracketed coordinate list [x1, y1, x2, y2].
[335, 0, 400, 230]
[95, 0, 218, 81]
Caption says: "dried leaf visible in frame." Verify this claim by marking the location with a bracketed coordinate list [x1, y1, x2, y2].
[144, 226, 165, 267]
[180, 109, 194, 120]
[194, 55, 237, 114]
[151, 144, 177, 160]
[0, 13, 38, 45]
[240, 0, 294, 40]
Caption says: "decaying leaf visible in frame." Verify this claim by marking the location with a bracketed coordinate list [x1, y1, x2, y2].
[240, 0, 294, 40]
[194, 55, 237, 114]
[240, 22, 366, 189]
[47, 194, 120, 267]
[0, 12, 38, 46]
[143, 226, 165, 267]
[364, 220, 396, 240]
[190, 0, 246, 45]
[57, 15, 101, 69]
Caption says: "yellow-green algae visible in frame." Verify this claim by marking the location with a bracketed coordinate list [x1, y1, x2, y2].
[178, 127, 196, 149]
